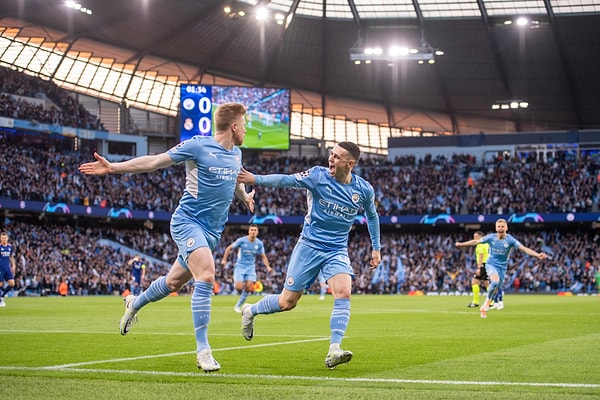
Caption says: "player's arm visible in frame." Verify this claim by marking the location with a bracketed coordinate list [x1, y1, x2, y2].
[364, 186, 382, 270]
[10, 254, 16, 275]
[518, 245, 547, 260]
[237, 167, 310, 189]
[221, 244, 234, 266]
[79, 152, 174, 175]
[456, 238, 480, 248]
[261, 253, 272, 273]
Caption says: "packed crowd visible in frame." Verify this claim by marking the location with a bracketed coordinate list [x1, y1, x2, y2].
[0, 67, 105, 131]
[3, 219, 599, 298]
[1, 140, 598, 217]
[1, 67, 599, 299]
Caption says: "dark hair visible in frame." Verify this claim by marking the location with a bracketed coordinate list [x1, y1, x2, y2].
[475, 231, 484, 237]
[338, 141, 360, 162]
[214, 102, 247, 132]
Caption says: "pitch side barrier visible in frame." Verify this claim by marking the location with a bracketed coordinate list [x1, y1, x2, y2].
[1, 198, 599, 226]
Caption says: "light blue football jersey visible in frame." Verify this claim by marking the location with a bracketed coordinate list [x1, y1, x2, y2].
[232, 236, 265, 268]
[481, 233, 522, 271]
[167, 136, 242, 241]
[256, 166, 380, 251]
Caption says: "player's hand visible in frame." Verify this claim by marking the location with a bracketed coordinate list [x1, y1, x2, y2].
[243, 188, 255, 213]
[539, 252, 547, 260]
[455, 242, 462, 248]
[237, 167, 256, 185]
[369, 250, 381, 270]
[79, 152, 112, 175]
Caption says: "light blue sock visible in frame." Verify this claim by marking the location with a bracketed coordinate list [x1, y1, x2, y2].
[251, 294, 281, 315]
[192, 281, 213, 353]
[132, 276, 171, 311]
[236, 290, 249, 308]
[487, 281, 499, 304]
[331, 298, 351, 345]
[320, 285, 327, 296]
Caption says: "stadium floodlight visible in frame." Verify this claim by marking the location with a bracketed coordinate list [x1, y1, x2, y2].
[351, 43, 438, 62]
[491, 100, 529, 110]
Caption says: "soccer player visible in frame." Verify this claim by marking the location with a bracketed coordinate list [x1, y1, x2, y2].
[221, 224, 272, 313]
[0, 231, 16, 307]
[237, 141, 381, 368]
[79, 102, 255, 372]
[467, 231, 489, 308]
[127, 254, 146, 296]
[456, 218, 546, 319]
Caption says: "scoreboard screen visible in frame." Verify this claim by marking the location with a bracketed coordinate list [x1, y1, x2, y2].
[180, 84, 290, 150]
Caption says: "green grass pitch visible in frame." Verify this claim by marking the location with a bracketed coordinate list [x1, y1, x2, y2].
[1, 294, 598, 399]
[242, 119, 289, 150]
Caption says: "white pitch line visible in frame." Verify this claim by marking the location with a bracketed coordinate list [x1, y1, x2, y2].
[0, 366, 597, 389]
[0, 329, 325, 338]
[44, 337, 330, 369]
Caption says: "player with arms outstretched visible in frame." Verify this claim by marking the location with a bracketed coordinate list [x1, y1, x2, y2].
[79, 102, 255, 372]
[237, 141, 381, 368]
[456, 218, 546, 319]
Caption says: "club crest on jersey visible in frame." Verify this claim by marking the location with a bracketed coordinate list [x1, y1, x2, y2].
[286, 276, 295, 286]
[187, 238, 196, 248]
[352, 193, 360, 203]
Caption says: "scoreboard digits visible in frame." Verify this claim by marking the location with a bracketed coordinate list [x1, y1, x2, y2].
[180, 84, 213, 142]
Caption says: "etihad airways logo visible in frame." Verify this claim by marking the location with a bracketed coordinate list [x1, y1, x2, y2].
[209, 166, 238, 181]
[318, 199, 359, 219]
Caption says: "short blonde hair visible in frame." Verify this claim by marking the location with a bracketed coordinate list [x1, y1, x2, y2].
[214, 102, 247, 132]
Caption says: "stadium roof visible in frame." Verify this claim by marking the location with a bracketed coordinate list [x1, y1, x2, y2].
[1, 0, 600, 133]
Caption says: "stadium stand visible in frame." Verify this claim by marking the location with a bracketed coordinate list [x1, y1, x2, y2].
[1, 68, 599, 297]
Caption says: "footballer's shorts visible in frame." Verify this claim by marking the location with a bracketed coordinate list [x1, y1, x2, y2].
[284, 238, 354, 292]
[484, 264, 506, 285]
[233, 265, 257, 283]
[0, 264, 14, 281]
[170, 213, 218, 270]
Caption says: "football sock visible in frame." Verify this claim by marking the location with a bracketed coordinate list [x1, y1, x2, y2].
[191, 281, 213, 352]
[495, 289, 503, 302]
[330, 298, 351, 346]
[236, 289, 249, 308]
[133, 276, 170, 311]
[320, 285, 327, 297]
[486, 281, 499, 307]
[251, 294, 281, 315]
[1, 285, 14, 298]
[472, 284, 480, 304]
